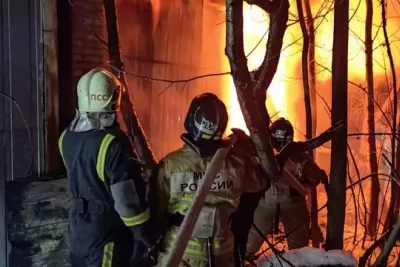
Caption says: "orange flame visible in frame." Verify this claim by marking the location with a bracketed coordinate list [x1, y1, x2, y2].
[223, 1, 400, 140]
[223, 3, 302, 138]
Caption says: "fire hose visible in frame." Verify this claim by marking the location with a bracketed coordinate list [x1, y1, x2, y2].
[160, 135, 238, 267]
[160, 137, 309, 267]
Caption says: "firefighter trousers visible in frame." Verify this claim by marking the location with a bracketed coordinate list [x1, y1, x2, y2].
[68, 208, 134, 267]
[247, 196, 310, 254]
[69, 239, 133, 267]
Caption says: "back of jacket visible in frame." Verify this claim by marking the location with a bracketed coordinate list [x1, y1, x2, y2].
[62, 129, 112, 203]
[59, 127, 146, 253]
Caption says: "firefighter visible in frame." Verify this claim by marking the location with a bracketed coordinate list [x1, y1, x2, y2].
[149, 93, 269, 267]
[58, 68, 152, 267]
[246, 117, 328, 255]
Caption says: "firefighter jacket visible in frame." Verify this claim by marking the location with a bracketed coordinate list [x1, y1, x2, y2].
[285, 152, 327, 195]
[149, 144, 269, 262]
[58, 127, 150, 255]
[264, 152, 327, 204]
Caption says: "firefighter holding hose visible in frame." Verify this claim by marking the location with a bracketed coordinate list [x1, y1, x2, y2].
[149, 93, 269, 267]
[58, 68, 153, 267]
[246, 118, 328, 256]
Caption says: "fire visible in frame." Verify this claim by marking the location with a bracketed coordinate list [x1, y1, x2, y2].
[314, 0, 400, 82]
[223, 3, 302, 137]
[222, 0, 400, 139]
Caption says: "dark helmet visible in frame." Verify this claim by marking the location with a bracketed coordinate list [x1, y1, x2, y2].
[184, 93, 228, 142]
[269, 117, 294, 149]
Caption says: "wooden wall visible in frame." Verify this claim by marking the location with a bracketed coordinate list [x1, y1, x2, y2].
[148, 0, 228, 159]
[117, 0, 154, 143]
[149, 0, 205, 158]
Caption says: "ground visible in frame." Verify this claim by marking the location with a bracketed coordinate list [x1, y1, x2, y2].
[254, 183, 400, 267]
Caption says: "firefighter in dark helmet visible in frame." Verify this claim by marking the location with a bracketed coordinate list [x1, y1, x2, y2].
[58, 68, 152, 267]
[247, 117, 328, 254]
[149, 93, 269, 267]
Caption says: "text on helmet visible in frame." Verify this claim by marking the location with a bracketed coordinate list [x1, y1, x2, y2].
[90, 94, 109, 101]
[195, 118, 218, 135]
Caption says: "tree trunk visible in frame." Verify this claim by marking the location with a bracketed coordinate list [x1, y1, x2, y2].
[359, 225, 393, 267]
[304, 0, 317, 146]
[304, 0, 320, 249]
[226, 0, 344, 186]
[296, 0, 319, 248]
[380, 0, 399, 234]
[325, 0, 349, 250]
[365, 0, 380, 238]
[394, 127, 400, 222]
[102, 0, 157, 165]
[225, 0, 289, 181]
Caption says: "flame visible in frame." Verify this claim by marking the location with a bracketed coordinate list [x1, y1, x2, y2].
[223, 0, 400, 139]
[223, 3, 302, 137]
[314, 0, 400, 82]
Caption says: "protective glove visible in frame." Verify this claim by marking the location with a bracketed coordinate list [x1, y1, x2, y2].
[286, 155, 328, 186]
[230, 128, 256, 155]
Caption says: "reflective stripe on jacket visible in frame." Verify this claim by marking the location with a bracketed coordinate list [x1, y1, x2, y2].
[59, 127, 149, 228]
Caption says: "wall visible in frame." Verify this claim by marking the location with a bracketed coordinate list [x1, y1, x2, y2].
[0, 0, 45, 182]
[59, 0, 107, 130]
[116, 0, 226, 159]
[61, 0, 225, 159]
[7, 0, 106, 266]
[1, 0, 48, 265]
[117, 0, 154, 145]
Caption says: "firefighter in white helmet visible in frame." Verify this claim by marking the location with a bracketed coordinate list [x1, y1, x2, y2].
[149, 93, 269, 267]
[58, 68, 153, 267]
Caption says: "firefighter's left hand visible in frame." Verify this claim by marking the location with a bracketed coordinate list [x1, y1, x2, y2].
[299, 160, 327, 186]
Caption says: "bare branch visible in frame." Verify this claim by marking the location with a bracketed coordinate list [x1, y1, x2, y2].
[380, 0, 399, 237]
[359, 226, 393, 267]
[226, 0, 289, 182]
[374, 215, 400, 266]
[365, 0, 380, 238]
[103, 0, 157, 165]
[250, 0, 290, 93]
[276, 121, 345, 166]
[245, 0, 273, 13]
[112, 65, 231, 84]
[225, 0, 252, 88]
[67, 0, 109, 49]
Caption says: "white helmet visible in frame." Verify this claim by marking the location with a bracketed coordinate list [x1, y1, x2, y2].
[77, 68, 122, 112]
